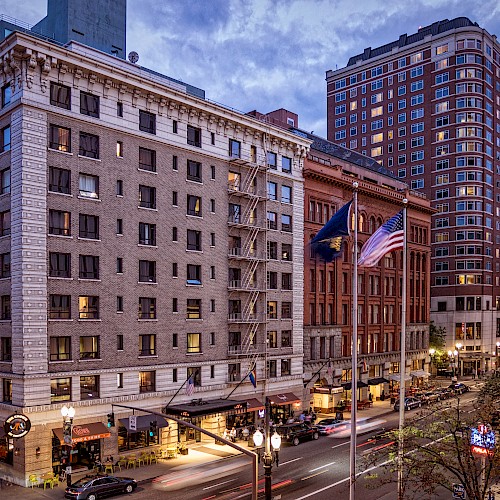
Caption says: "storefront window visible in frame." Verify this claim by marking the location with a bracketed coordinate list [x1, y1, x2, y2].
[117, 425, 158, 452]
[0, 437, 13, 465]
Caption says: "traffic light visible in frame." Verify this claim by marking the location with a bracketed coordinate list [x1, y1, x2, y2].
[149, 420, 157, 437]
[107, 413, 115, 428]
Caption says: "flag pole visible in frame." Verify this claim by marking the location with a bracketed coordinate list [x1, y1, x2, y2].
[350, 182, 359, 500]
[397, 199, 408, 500]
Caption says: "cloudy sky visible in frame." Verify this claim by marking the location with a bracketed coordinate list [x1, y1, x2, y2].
[1, 0, 499, 137]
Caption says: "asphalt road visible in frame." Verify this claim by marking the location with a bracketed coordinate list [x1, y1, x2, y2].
[94, 390, 476, 500]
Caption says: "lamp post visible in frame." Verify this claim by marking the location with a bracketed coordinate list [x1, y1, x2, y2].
[429, 349, 436, 377]
[448, 350, 456, 379]
[61, 405, 75, 487]
[455, 343, 462, 378]
[496, 342, 500, 375]
[252, 398, 281, 500]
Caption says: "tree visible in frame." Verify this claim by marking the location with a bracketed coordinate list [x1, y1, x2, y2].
[429, 321, 446, 351]
[362, 382, 500, 500]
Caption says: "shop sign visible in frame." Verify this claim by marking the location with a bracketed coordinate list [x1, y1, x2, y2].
[4, 413, 31, 438]
[470, 424, 495, 456]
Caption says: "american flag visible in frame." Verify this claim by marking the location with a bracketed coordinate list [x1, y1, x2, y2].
[358, 210, 404, 267]
[186, 375, 195, 396]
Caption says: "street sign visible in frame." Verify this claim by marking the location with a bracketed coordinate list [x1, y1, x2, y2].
[453, 483, 466, 499]
[129, 415, 137, 431]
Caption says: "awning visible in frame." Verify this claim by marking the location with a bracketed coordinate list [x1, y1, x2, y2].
[53, 422, 111, 444]
[368, 377, 389, 385]
[268, 393, 301, 405]
[246, 398, 264, 411]
[119, 415, 169, 432]
[341, 381, 368, 390]
[410, 370, 431, 378]
[164, 399, 247, 418]
[388, 373, 412, 382]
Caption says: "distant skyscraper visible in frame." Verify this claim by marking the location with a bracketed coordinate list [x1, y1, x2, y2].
[326, 17, 500, 374]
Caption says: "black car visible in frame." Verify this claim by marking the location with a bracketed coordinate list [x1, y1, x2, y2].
[276, 422, 320, 446]
[449, 383, 470, 395]
[65, 474, 137, 500]
[393, 397, 422, 411]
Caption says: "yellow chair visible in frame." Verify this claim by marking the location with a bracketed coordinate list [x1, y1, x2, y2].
[43, 472, 54, 489]
[28, 474, 39, 488]
[166, 447, 177, 459]
[117, 457, 127, 471]
[149, 453, 158, 464]
[136, 455, 144, 467]
[104, 464, 114, 474]
[52, 474, 59, 487]
[126, 456, 136, 469]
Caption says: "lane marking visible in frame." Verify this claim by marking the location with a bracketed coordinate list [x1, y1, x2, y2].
[280, 457, 303, 466]
[202, 478, 237, 490]
[308, 461, 336, 472]
[301, 469, 328, 481]
[331, 442, 349, 449]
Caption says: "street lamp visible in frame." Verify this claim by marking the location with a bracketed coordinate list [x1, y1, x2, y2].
[448, 350, 456, 379]
[252, 398, 281, 500]
[61, 405, 75, 486]
[455, 343, 463, 378]
[496, 342, 500, 374]
[429, 349, 436, 376]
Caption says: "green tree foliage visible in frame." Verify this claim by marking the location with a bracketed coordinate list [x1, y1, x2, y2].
[362, 380, 500, 500]
[429, 321, 446, 351]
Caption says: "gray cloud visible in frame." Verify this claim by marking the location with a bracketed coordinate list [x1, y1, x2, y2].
[2, 0, 499, 137]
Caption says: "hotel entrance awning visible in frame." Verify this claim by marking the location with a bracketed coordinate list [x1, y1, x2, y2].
[164, 399, 247, 419]
[53, 422, 111, 444]
[267, 392, 301, 405]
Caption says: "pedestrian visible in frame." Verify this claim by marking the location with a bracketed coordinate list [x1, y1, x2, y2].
[223, 428, 229, 440]
[242, 426, 249, 440]
[380, 390, 385, 401]
[368, 392, 373, 402]
[478, 369, 482, 379]
[299, 412, 305, 422]
[229, 427, 237, 443]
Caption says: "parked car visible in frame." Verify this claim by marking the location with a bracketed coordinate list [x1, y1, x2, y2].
[65, 474, 137, 500]
[275, 422, 320, 446]
[434, 387, 453, 399]
[420, 391, 441, 404]
[449, 383, 470, 395]
[315, 418, 347, 435]
[394, 397, 422, 411]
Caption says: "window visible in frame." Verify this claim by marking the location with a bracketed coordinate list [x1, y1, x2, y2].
[80, 92, 99, 118]
[139, 334, 156, 356]
[1, 84, 11, 107]
[80, 375, 99, 400]
[0, 125, 9, 153]
[187, 125, 201, 147]
[0, 337, 11, 361]
[139, 147, 156, 172]
[267, 211, 277, 230]
[139, 260, 156, 282]
[281, 359, 291, 376]
[49, 125, 71, 152]
[49, 294, 71, 319]
[139, 185, 156, 209]
[116, 219, 123, 235]
[282, 273, 292, 290]
[281, 302, 292, 319]
[267, 181, 277, 200]
[50, 82, 71, 109]
[282, 244, 291, 261]
[116, 141, 123, 157]
[282, 330, 292, 347]
[0, 168, 9, 196]
[229, 139, 241, 158]
[79, 296, 99, 319]
[268, 331, 278, 348]
[268, 360, 277, 378]
[210, 199, 215, 213]
[0, 252, 10, 278]
[281, 214, 292, 232]
[49, 167, 70, 194]
[172, 227, 178, 242]
[268, 241, 278, 260]
[210, 165, 215, 179]
[49, 210, 70, 236]
[187, 229, 201, 251]
[210, 232, 215, 246]
[79, 255, 99, 279]
[50, 336, 71, 361]
[187, 160, 202, 182]
[139, 223, 156, 245]
[187, 299, 201, 319]
[187, 264, 202, 285]
[139, 110, 156, 134]
[187, 333, 201, 353]
[79, 173, 99, 199]
[116, 296, 123, 312]
[116, 180, 123, 196]
[267, 301, 278, 319]
[281, 185, 292, 203]
[172, 120, 178, 133]
[282, 156, 292, 173]
[138, 297, 156, 319]
[79, 132, 99, 159]
[51, 378, 71, 402]
[185, 194, 202, 216]
[117, 102, 123, 117]
[139, 371, 156, 393]
[79, 214, 99, 239]
[267, 152, 277, 169]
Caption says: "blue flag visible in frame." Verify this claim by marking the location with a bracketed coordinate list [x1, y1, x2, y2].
[311, 201, 352, 262]
[249, 368, 257, 388]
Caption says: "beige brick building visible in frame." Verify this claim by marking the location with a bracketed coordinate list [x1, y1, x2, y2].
[0, 30, 310, 484]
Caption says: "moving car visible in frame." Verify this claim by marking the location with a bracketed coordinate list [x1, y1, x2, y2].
[315, 418, 348, 435]
[275, 422, 319, 446]
[393, 397, 422, 411]
[65, 474, 137, 500]
[420, 391, 441, 404]
[449, 383, 470, 395]
[328, 418, 387, 439]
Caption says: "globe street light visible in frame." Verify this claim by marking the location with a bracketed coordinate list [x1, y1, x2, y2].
[455, 343, 463, 378]
[60, 405, 75, 486]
